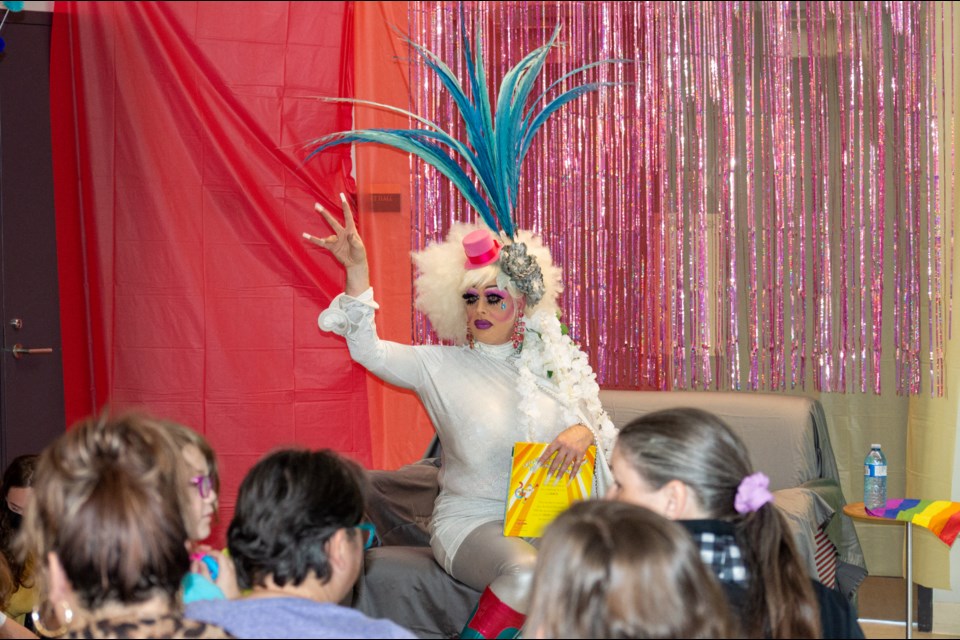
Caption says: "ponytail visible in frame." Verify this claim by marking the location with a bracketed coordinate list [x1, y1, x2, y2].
[616, 410, 825, 640]
[736, 503, 820, 638]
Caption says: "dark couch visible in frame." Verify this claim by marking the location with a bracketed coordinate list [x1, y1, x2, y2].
[353, 390, 867, 639]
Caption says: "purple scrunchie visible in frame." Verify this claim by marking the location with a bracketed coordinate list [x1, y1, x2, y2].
[734, 472, 774, 514]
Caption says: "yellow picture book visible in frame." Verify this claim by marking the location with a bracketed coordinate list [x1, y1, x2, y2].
[503, 442, 596, 537]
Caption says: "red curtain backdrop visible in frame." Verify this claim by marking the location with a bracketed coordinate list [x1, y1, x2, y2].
[352, 2, 436, 469]
[50, 1, 369, 544]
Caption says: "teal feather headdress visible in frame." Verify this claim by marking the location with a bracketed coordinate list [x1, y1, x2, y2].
[305, 6, 628, 242]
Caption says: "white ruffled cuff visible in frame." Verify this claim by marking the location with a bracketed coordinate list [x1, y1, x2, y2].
[317, 287, 379, 336]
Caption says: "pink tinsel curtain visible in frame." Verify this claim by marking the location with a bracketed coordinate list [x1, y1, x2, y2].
[407, 1, 952, 396]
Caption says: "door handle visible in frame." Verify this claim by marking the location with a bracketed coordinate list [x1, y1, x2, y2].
[10, 344, 53, 359]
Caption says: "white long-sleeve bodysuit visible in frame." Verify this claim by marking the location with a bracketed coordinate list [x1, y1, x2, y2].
[320, 288, 600, 573]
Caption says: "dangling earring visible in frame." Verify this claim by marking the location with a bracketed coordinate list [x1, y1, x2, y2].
[511, 312, 525, 351]
[467, 326, 475, 349]
[31, 601, 74, 638]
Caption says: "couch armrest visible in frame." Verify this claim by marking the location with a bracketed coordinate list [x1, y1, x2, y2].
[774, 487, 835, 579]
[799, 477, 866, 571]
[365, 458, 440, 547]
[799, 478, 869, 602]
[354, 546, 481, 639]
[357, 459, 482, 638]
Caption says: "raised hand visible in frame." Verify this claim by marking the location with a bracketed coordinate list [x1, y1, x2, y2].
[303, 193, 370, 296]
[303, 193, 367, 270]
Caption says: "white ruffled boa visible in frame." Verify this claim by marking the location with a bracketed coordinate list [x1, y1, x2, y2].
[515, 310, 618, 459]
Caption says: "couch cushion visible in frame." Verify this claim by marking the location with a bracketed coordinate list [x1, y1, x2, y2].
[599, 390, 820, 491]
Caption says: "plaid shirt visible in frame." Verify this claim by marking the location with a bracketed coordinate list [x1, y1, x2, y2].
[680, 519, 749, 588]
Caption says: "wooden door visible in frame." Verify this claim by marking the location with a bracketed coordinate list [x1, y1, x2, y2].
[0, 10, 65, 468]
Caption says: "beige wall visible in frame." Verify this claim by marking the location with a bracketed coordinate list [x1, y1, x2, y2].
[922, 3, 960, 634]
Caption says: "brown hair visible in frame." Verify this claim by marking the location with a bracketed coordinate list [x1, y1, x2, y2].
[0, 553, 14, 610]
[0, 454, 38, 589]
[614, 408, 820, 638]
[524, 500, 736, 639]
[163, 421, 220, 507]
[21, 412, 192, 611]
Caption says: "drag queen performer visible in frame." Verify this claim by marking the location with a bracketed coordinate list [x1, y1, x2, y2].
[302, 11, 622, 639]
[305, 198, 616, 639]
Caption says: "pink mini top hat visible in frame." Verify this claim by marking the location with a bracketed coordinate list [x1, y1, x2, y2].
[462, 229, 502, 269]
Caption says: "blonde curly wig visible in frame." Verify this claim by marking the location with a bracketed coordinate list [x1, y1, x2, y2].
[412, 223, 563, 344]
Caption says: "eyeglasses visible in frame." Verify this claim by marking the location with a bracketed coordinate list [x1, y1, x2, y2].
[355, 522, 377, 550]
[189, 474, 214, 499]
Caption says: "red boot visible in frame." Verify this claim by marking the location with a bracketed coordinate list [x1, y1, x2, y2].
[460, 586, 525, 639]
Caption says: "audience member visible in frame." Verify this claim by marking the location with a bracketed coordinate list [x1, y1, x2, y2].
[19, 412, 231, 638]
[0, 455, 38, 628]
[607, 407, 864, 639]
[165, 422, 239, 602]
[524, 500, 736, 639]
[0, 554, 36, 638]
[185, 448, 415, 639]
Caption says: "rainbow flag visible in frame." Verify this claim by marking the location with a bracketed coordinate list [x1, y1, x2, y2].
[867, 499, 960, 546]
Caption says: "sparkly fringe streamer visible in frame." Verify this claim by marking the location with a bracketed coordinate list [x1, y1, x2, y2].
[407, 1, 952, 396]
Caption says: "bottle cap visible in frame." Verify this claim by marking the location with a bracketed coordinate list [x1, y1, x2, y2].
[871, 443, 882, 449]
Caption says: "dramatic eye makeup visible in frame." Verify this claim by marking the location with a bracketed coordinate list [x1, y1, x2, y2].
[483, 288, 508, 305]
[463, 286, 511, 308]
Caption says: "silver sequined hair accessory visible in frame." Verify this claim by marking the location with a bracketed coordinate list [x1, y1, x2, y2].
[498, 242, 545, 307]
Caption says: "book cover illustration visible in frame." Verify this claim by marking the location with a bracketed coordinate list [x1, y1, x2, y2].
[503, 442, 596, 537]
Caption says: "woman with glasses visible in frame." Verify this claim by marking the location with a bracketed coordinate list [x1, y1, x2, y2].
[18, 412, 231, 638]
[165, 422, 240, 603]
[185, 448, 416, 638]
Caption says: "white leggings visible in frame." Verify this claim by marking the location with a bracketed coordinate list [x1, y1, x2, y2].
[449, 521, 539, 613]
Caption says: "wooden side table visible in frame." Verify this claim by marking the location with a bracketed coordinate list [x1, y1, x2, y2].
[843, 501, 914, 639]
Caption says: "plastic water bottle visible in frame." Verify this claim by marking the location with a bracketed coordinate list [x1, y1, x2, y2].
[864, 444, 887, 515]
